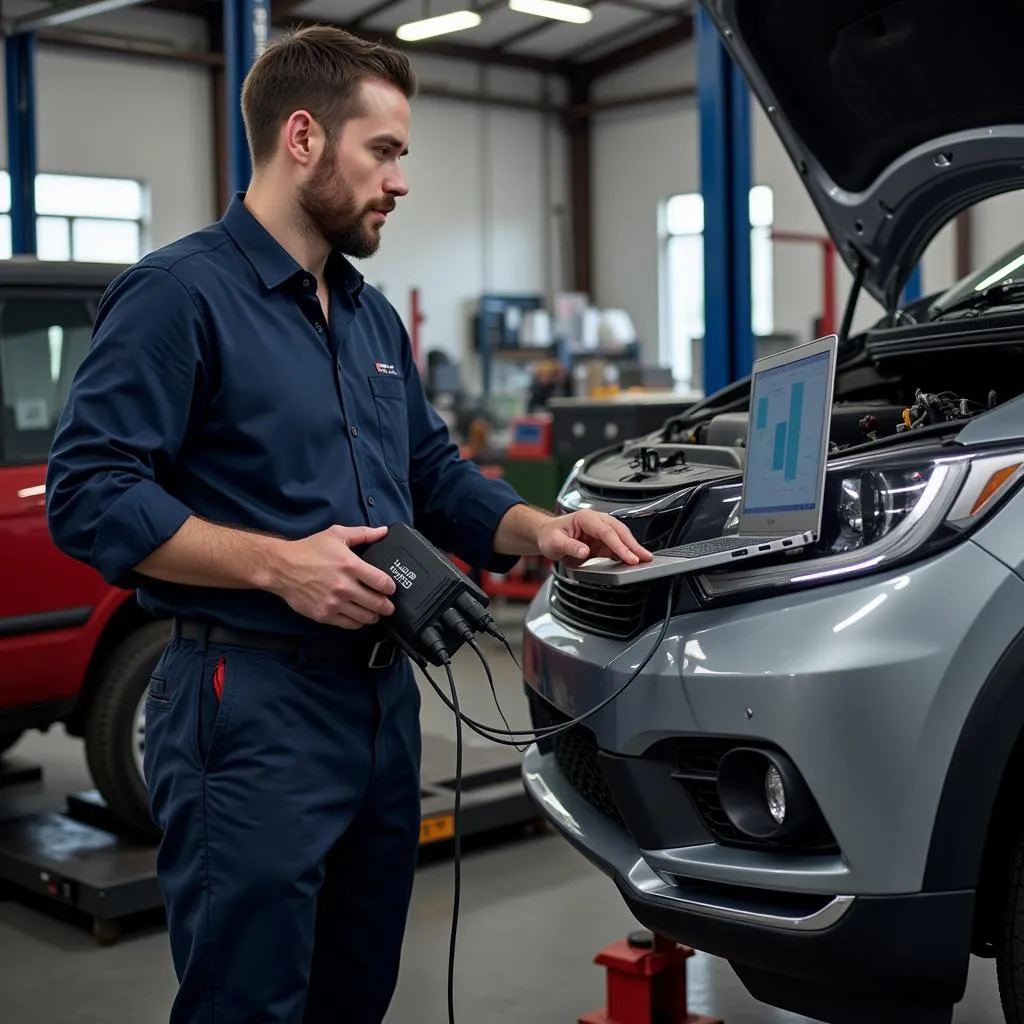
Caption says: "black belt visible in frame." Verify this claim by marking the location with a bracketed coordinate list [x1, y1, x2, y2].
[171, 618, 398, 669]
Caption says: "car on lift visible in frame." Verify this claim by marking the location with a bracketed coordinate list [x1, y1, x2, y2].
[1, 256, 167, 840]
[521, 2, 1024, 1023]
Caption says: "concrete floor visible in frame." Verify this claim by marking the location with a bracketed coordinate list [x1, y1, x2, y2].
[0, 618, 1011, 1023]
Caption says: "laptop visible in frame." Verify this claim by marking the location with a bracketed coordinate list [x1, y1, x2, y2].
[566, 333, 839, 587]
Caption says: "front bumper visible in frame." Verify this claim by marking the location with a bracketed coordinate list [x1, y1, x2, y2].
[522, 537, 1024, 896]
[523, 740, 973, 1023]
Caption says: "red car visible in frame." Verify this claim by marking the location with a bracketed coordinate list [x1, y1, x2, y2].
[1, 257, 168, 839]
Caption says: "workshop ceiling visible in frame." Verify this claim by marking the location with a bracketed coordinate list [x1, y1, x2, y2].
[287, 0, 692, 66]
[0, 0, 694, 79]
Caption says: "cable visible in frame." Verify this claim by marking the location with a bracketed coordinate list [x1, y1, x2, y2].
[467, 637, 527, 753]
[498, 634, 521, 672]
[441, 658, 461, 1024]
[417, 576, 680, 747]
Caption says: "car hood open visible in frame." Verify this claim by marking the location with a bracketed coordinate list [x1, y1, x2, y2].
[700, 0, 1024, 310]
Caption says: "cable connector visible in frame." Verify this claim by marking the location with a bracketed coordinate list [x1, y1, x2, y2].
[440, 607, 474, 645]
[454, 591, 503, 642]
[418, 625, 451, 666]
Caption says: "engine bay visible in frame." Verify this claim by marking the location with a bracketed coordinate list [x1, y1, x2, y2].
[575, 333, 1022, 499]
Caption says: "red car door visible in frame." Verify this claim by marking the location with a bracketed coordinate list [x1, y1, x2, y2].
[0, 292, 112, 707]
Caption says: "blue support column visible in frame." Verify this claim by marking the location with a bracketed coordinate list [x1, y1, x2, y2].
[902, 264, 923, 305]
[697, 7, 752, 394]
[224, 0, 270, 200]
[5, 33, 37, 255]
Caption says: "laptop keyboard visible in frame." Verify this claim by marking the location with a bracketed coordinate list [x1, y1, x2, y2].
[660, 535, 781, 558]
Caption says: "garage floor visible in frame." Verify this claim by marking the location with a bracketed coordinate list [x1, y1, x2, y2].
[0, 615, 1010, 1023]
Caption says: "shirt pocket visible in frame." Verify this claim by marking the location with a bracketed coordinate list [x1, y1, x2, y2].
[368, 375, 410, 483]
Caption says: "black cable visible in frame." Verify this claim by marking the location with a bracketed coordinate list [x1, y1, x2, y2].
[441, 657, 461, 1024]
[467, 637, 526, 753]
[418, 576, 680, 748]
[498, 634, 521, 672]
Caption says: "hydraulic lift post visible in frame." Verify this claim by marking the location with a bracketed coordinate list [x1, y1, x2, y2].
[697, 5, 753, 394]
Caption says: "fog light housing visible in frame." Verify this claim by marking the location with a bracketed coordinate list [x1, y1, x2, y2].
[718, 748, 813, 841]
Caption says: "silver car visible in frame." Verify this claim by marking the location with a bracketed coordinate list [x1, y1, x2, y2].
[521, 3, 1024, 1023]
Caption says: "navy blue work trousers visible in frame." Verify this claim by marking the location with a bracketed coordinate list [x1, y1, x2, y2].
[143, 631, 422, 1024]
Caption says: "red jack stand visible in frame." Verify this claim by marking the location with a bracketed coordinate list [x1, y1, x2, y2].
[579, 930, 724, 1024]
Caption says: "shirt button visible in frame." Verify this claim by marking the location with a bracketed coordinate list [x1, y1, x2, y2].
[303, 277, 311, 288]
[367, 496, 375, 506]
[350, 426, 359, 437]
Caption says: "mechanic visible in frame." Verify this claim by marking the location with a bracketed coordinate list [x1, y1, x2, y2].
[45, 24, 651, 1024]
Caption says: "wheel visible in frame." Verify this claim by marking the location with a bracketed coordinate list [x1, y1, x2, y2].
[0, 730, 23, 755]
[83, 620, 171, 843]
[997, 825, 1024, 1022]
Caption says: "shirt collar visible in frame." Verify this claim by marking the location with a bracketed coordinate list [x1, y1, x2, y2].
[221, 192, 365, 300]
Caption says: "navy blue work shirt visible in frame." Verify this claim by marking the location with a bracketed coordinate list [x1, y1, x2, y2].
[46, 193, 524, 640]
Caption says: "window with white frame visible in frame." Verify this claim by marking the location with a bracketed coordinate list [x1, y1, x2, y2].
[660, 185, 774, 390]
[0, 171, 147, 264]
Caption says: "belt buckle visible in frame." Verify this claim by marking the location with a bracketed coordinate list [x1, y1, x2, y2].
[368, 639, 396, 669]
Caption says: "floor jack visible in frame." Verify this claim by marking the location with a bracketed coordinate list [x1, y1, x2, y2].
[580, 930, 724, 1024]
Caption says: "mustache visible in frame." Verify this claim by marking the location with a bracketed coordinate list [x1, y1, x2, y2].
[368, 200, 397, 214]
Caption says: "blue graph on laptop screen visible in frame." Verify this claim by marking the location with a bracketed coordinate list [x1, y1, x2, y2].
[742, 349, 831, 515]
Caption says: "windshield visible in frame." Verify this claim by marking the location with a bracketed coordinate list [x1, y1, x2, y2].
[930, 238, 1024, 315]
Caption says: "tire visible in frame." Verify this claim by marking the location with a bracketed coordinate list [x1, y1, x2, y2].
[0, 729, 23, 755]
[83, 620, 172, 843]
[998, 825, 1024, 1023]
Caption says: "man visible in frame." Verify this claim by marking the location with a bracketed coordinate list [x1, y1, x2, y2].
[46, 24, 651, 1024]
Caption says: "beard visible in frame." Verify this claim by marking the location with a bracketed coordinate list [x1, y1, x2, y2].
[296, 149, 394, 259]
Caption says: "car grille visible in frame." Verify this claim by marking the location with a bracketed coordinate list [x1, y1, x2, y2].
[548, 512, 682, 640]
[528, 692, 630, 834]
[669, 738, 839, 854]
[550, 569, 650, 640]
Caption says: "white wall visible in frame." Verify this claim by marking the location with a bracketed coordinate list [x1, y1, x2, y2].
[589, 39, 995, 381]
[359, 55, 569, 371]
[970, 190, 1024, 269]
[592, 45, 698, 359]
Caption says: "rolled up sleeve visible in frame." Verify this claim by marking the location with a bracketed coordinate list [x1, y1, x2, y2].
[396, 314, 523, 572]
[46, 265, 206, 589]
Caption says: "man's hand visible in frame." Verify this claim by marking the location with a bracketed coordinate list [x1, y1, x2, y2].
[535, 509, 652, 567]
[268, 524, 397, 630]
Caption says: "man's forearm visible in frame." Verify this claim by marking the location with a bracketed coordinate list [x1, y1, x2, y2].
[493, 503, 555, 556]
[134, 515, 287, 591]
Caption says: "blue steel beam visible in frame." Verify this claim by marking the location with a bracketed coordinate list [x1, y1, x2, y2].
[224, 0, 270, 200]
[697, 5, 752, 394]
[902, 263, 923, 304]
[5, 33, 38, 256]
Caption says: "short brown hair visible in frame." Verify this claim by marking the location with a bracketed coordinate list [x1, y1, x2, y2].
[241, 25, 418, 167]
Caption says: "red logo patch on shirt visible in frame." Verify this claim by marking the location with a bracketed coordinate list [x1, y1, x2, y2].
[375, 361, 399, 377]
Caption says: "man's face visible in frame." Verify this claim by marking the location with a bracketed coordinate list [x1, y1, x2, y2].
[297, 77, 411, 259]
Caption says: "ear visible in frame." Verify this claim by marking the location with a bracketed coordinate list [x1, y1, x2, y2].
[282, 110, 324, 167]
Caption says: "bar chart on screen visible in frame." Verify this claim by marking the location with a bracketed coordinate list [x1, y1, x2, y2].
[743, 350, 831, 514]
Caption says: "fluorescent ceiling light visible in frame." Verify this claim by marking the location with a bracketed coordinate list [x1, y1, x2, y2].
[396, 9, 482, 41]
[509, 0, 593, 23]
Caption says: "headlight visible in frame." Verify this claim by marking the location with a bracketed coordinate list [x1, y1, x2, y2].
[688, 447, 1024, 600]
[830, 467, 932, 553]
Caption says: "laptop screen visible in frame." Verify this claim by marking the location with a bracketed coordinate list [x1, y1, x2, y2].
[741, 347, 832, 516]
